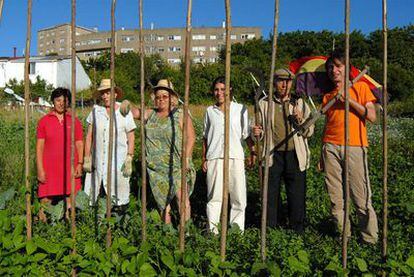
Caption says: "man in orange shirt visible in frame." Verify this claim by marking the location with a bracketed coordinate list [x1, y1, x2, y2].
[322, 50, 378, 244]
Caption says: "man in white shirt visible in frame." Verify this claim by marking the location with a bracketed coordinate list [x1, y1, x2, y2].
[202, 76, 255, 234]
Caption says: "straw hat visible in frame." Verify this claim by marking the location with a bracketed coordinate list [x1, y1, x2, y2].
[152, 79, 179, 98]
[94, 79, 123, 99]
[274, 68, 295, 80]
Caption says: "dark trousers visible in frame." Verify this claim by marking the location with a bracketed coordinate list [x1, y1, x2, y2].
[267, 150, 306, 233]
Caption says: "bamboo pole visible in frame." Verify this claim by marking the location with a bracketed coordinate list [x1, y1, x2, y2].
[24, 0, 33, 241]
[179, 0, 193, 253]
[70, 0, 77, 258]
[382, 0, 388, 263]
[220, 0, 231, 262]
[105, 0, 116, 248]
[260, 0, 280, 262]
[0, 0, 4, 22]
[342, 0, 351, 269]
[138, 0, 147, 242]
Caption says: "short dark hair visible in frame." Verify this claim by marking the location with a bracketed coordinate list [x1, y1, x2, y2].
[325, 49, 347, 71]
[50, 87, 71, 104]
[325, 49, 353, 88]
[211, 76, 232, 92]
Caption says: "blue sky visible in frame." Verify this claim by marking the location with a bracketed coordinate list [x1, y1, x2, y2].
[0, 0, 412, 57]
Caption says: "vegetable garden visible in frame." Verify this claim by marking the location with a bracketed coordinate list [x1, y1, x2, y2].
[0, 111, 413, 275]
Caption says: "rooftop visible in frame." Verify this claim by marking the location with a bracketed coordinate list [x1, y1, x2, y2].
[38, 23, 96, 33]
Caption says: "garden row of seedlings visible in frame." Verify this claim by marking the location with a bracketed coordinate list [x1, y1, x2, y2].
[18, 0, 389, 273]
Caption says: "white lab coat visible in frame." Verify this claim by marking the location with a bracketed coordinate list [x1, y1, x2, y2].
[84, 104, 136, 205]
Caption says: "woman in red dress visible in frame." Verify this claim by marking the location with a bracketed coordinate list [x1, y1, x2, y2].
[36, 88, 84, 222]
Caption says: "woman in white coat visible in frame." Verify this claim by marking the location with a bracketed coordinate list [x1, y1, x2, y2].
[83, 79, 136, 207]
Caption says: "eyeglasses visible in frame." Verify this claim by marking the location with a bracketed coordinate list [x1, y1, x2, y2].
[155, 94, 170, 101]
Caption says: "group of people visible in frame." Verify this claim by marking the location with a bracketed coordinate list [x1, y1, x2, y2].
[36, 50, 378, 244]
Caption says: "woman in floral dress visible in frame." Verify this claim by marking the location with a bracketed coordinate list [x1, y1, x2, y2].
[128, 79, 196, 224]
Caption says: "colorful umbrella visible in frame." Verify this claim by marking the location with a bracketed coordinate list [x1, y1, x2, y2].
[289, 56, 383, 104]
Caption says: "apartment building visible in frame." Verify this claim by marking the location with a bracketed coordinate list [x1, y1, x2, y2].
[37, 23, 261, 64]
[37, 24, 96, 56]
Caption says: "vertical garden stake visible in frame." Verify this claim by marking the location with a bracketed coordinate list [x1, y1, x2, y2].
[105, 0, 116, 248]
[179, 0, 193, 253]
[70, 1, 78, 273]
[24, 0, 33, 241]
[0, 0, 4, 22]
[260, 0, 280, 262]
[138, 0, 147, 243]
[342, 0, 351, 269]
[382, 0, 389, 265]
[220, 0, 232, 262]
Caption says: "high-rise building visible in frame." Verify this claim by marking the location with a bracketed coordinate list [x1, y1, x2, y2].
[37, 23, 261, 64]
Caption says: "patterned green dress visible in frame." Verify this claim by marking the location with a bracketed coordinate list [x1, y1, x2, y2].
[145, 108, 196, 210]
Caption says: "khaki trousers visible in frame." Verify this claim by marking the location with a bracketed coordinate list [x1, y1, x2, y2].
[322, 143, 378, 243]
[206, 158, 246, 234]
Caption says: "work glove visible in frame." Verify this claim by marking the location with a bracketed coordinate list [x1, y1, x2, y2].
[120, 100, 131, 117]
[83, 156, 92, 173]
[121, 154, 133, 177]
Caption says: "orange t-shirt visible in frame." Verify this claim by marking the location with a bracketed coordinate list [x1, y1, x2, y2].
[322, 82, 376, 147]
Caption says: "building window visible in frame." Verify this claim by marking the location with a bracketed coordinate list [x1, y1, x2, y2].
[75, 42, 80, 46]
[192, 46, 206, 52]
[121, 48, 134, 53]
[29, 62, 36, 75]
[121, 36, 134, 42]
[81, 41, 87, 45]
[51, 40, 55, 44]
[51, 32, 55, 36]
[60, 30, 65, 34]
[144, 46, 157, 54]
[88, 39, 102, 45]
[167, 58, 181, 64]
[59, 38, 65, 44]
[241, 33, 256, 39]
[210, 35, 217, 40]
[39, 43, 44, 47]
[210, 46, 217, 52]
[193, 57, 205, 63]
[192, 34, 206, 40]
[168, 35, 181, 41]
[46, 42, 50, 46]
[231, 35, 237, 40]
[168, 46, 181, 52]
[157, 36, 164, 41]
[39, 51, 43, 55]
[39, 34, 44, 39]
[46, 49, 50, 54]
[158, 48, 164, 52]
[209, 57, 217, 63]
[46, 33, 49, 37]
[106, 38, 112, 43]
[59, 47, 65, 51]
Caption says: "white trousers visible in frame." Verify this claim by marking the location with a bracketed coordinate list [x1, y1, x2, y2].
[206, 158, 246, 234]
